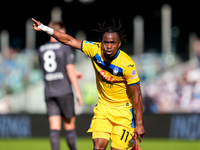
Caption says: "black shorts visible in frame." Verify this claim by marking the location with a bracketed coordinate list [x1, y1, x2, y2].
[45, 94, 75, 119]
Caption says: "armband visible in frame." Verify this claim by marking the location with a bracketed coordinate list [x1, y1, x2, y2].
[38, 24, 54, 35]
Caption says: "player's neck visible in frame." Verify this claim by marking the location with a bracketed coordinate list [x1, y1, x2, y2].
[50, 37, 58, 43]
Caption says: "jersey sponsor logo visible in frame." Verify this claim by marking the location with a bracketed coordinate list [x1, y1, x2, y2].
[99, 70, 118, 83]
[45, 72, 64, 81]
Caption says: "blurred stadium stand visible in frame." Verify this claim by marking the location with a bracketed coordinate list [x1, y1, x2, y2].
[0, 3, 200, 114]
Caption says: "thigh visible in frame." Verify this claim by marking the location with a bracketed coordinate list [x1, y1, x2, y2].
[111, 125, 134, 150]
[87, 104, 113, 134]
[57, 94, 75, 120]
[111, 109, 135, 150]
[92, 131, 111, 141]
[49, 115, 62, 130]
[45, 97, 61, 117]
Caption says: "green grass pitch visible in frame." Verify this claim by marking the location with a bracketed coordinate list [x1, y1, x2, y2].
[0, 137, 200, 150]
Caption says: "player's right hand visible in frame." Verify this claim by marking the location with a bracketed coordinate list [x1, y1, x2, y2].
[134, 124, 145, 143]
[76, 72, 83, 80]
[32, 18, 42, 31]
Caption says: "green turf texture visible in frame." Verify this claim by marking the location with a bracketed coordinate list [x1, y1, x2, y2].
[0, 137, 200, 150]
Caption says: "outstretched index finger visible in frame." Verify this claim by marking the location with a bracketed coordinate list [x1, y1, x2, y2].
[32, 18, 41, 25]
[31, 18, 37, 23]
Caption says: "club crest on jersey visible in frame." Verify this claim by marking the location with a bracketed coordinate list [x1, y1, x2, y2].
[113, 67, 119, 75]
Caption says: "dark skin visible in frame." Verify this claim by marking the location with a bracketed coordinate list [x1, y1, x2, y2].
[102, 32, 121, 59]
[32, 18, 145, 150]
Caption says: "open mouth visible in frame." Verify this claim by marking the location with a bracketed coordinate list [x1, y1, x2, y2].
[106, 51, 112, 55]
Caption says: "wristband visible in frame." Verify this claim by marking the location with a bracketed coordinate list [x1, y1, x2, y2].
[38, 24, 54, 35]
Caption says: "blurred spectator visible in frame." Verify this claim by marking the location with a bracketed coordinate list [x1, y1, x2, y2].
[0, 46, 42, 98]
[144, 64, 200, 113]
[143, 84, 158, 114]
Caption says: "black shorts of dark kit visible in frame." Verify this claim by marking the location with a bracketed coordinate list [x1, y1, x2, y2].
[45, 94, 75, 120]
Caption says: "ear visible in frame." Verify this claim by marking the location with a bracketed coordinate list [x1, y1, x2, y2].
[118, 40, 122, 48]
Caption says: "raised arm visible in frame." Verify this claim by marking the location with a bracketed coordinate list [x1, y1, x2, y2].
[129, 84, 145, 143]
[32, 18, 82, 50]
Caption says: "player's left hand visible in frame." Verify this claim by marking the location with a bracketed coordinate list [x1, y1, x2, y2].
[134, 124, 145, 143]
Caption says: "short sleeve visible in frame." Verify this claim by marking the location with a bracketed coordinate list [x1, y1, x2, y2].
[81, 40, 101, 58]
[64, 45, 74, 65]
[123, 61, 140, 86]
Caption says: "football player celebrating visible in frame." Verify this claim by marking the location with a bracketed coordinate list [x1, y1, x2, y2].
[32, 18, 145, 150]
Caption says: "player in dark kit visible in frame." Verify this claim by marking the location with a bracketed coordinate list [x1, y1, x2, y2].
[38, 21, 83, 150]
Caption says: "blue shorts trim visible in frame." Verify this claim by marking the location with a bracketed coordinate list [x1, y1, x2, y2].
[129, 109, 135, 128]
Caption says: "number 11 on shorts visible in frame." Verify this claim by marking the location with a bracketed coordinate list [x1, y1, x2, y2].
[121, 129, 129, 142]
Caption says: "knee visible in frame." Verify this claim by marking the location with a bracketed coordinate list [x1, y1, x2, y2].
[63, 117, 76, 130]
[93, 138, 108, 150]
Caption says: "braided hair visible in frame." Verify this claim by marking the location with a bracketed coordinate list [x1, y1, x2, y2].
[93, 20, 126, 44]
